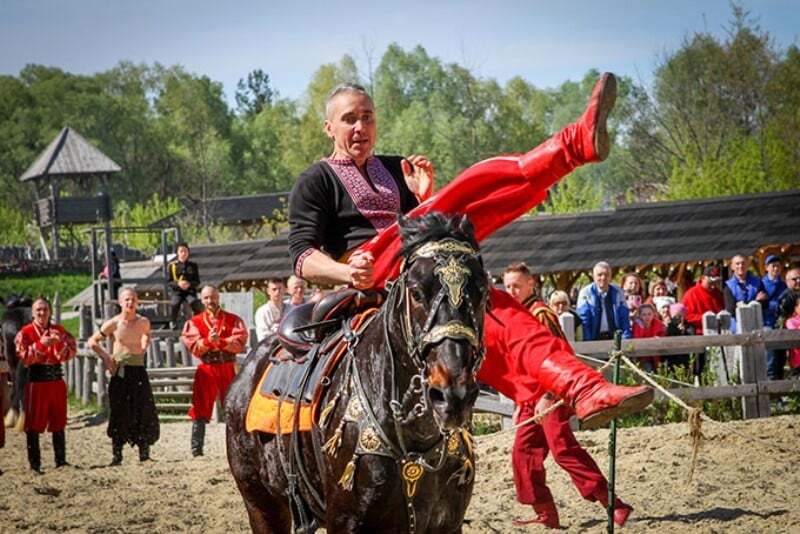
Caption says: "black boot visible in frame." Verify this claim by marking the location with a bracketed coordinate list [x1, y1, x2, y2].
[191, 419, 206, 457]
[139, 443, 151, 462]
[27, 432, 42, 473]
[53, 430, 69, 467]
[110, 439, 124, 466]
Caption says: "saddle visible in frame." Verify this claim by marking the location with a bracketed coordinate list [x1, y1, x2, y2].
[276, 288, 384, 358]
[245, 289, 382, 435]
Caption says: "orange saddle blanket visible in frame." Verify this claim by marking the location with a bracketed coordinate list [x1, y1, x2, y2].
[245, 308, 377, 434]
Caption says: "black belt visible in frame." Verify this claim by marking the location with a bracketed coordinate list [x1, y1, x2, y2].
[201, 351, 236, 364]
[28, 364, 64, 382]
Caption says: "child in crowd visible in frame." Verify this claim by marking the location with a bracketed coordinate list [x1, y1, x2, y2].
[786, 298, 800, 377]
[632, 303, 666, 373]
[663, 303, 695, 372]
[625, 291, 642, 323]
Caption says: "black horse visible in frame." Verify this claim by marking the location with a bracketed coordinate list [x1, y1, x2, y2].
[226, 213, 489, 533]
[1, 295, 32, 424]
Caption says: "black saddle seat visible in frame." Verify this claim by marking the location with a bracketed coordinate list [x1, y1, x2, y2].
[276, 289, 385, 358]
[277, 302, 316, 358]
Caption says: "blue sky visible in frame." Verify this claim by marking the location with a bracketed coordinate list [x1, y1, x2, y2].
[1, 0, 798, 104]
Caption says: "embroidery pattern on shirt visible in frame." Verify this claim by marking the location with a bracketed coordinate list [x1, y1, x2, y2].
[326, 157, 400, 230]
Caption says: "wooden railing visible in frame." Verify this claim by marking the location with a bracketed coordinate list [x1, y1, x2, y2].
[64, 302, 800, 426]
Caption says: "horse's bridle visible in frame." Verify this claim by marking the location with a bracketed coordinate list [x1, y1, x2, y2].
[385, 237, 487, 433]
[320, 237, 487, 534]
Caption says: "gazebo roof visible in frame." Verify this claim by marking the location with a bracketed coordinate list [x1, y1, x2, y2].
[19, 126, 122, 182]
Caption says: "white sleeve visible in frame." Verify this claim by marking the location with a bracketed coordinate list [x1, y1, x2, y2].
[254, 304, 269, 342]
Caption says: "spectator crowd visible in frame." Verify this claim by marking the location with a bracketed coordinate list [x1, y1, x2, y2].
[539, 254, 800, 380]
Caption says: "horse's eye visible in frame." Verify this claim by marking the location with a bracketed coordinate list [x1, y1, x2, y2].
[409, 286, 426, 303]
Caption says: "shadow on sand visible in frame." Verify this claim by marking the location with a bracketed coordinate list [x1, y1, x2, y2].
[579, 507, 789, 529]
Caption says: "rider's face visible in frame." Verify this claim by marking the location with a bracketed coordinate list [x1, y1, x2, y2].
[324, 91, 376, 166]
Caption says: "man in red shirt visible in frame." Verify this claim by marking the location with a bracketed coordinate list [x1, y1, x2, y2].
[181, 285, 248, 457]
[503, 264, 632, 528]
[14, 298, 77, 472]
[682, 265, 725, 378]
[682, 265, 725, 334]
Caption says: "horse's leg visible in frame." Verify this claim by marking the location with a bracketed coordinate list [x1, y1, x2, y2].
[226, 348, 293, 534]
[237, 471, 292, 534]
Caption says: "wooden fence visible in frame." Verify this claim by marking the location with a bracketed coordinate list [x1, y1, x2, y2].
[65, 302, 800, 425]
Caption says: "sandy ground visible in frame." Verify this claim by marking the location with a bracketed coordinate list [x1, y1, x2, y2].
[1, 413, 797, 533]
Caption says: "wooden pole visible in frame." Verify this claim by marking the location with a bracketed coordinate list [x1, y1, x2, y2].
[737, 302, 770, 418]
[607, 330, 622, 534]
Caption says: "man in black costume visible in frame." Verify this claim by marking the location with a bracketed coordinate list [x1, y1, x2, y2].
[168, 242, 203, 327]
[89, 288, 159, 464]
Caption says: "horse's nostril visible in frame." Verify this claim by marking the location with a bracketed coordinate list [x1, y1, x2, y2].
[429, 387, 446, 405]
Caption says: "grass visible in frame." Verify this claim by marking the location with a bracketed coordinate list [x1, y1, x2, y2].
[0, 271, 90, 334]
[0, 270, 91, 302]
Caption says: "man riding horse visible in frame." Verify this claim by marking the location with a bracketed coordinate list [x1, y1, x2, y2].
[288, 75, 653, 430]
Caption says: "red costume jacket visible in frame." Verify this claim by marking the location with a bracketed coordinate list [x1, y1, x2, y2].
[682, 282, 724, 334]
[181, 308, 248, 358]
[15, 322, 77, 366]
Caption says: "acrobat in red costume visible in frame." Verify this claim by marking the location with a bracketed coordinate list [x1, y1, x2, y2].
[508, 301, 632, 528]
[357, 73, 652, 428]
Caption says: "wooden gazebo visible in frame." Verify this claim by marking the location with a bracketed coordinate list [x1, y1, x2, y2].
[19, 126, 121, 259]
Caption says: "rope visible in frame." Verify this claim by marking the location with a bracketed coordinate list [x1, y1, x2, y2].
[474, 399, 565, 442]
[616, 353, 792, 476]
[575, 352, 697, 388]
[475, 349, 791, 472]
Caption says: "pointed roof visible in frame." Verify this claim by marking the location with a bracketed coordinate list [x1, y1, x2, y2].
[19, 126, 121, 182]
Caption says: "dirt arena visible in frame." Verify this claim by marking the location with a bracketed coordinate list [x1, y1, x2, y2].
[1, 413, 797, 533]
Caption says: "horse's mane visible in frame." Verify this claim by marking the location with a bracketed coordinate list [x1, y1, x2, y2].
[396, 212, 478, 260]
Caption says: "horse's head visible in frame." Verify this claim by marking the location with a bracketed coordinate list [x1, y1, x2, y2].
[394, 212, 489, 431]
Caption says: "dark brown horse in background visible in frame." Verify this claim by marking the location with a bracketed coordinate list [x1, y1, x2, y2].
[1, 295, 32, 427]
[226, 213, 489, 533]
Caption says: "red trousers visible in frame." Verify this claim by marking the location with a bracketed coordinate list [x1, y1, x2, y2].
[24, 380, 67, 433]
[188, 362, 236, 421]
[512, 402, 608, 505]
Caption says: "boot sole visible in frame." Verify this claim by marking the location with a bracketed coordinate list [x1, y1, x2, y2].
[593, 73, 617, 161]
[580, 387, 654, 430]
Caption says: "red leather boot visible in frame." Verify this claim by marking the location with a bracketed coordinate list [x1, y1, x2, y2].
[513, 501, 561, 529]
[537, 353, 653, 429]
[595, 490, 634, 527]
[519, 72, 617, 188]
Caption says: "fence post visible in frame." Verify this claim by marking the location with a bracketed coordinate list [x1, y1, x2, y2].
[165, 337, 176, 368]
[96, 356, 106, 409]
[75, 355, 84, 401]
[737, 302, 770, 418]
[53, 292, 61, 324]
[498, 394, 514, 430]
[714, 311, 735, 385]
[558, 312, 576, 344]
[149, 338, 163, 368]
[81, 355, 92, 406]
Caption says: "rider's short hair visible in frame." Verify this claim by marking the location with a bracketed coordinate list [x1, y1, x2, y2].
[325, 83, 372, 119]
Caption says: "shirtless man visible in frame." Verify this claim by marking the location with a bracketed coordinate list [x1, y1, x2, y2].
[89, 288, 160, 465]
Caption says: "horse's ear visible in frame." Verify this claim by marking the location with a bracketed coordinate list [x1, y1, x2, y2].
[456, 214, 475, 240]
